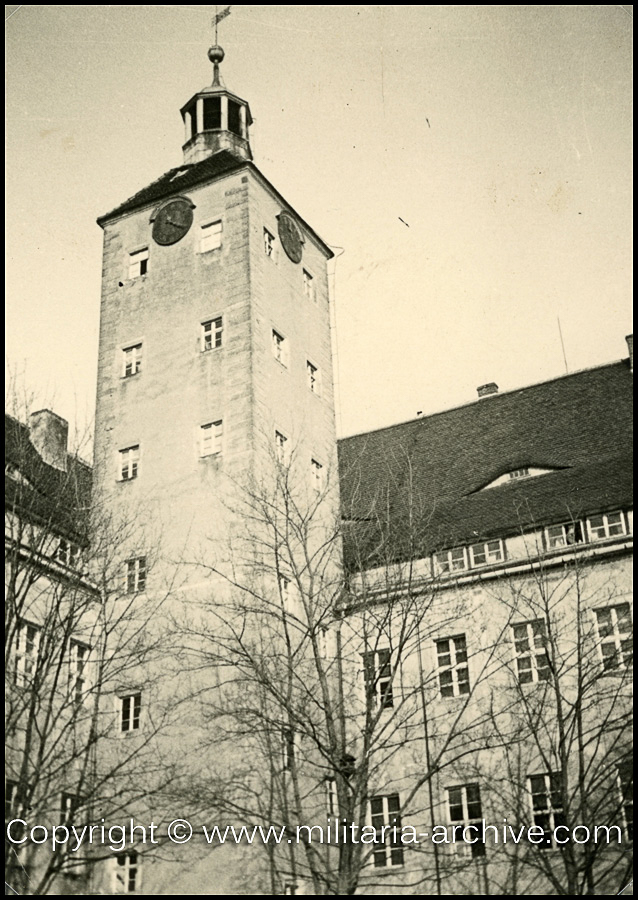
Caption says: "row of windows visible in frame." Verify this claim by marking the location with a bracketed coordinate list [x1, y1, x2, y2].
[432, 511, 630, 577]
[127, 229, 316, 299]
[365, 603, 633, 709]
[6, 784, 81, 825]
[118, 435, 326, 487]
[119, 322, 322, 394]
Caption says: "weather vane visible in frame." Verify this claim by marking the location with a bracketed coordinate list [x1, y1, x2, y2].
[213, 5, 232, 45]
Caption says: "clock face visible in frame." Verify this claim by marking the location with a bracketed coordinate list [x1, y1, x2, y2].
[277, 212, 304, 263]
[152, 199, 194, 246]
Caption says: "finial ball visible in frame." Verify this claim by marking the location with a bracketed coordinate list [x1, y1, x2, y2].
[208, 45, 225, 65]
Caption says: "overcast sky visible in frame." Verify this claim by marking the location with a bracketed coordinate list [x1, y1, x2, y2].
[6, 5, 633, 448]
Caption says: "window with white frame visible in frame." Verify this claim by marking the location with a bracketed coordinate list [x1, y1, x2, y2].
[122, 344, 142, 378]
[275, 430, 289, 465]
[55, 538, 81, 569]
[587, 511, 626, 542]
[68, 641, 89, 705]
[124, 557, 147, 594]
[264, 228, 276, 258]
[303, 269, 315, 301]
[369, 794, 404, 868]
[528, 773, 566, 848]
[310, 458, 324, 493]
[282, 728, 295, 772]
[447, 784, 485, 858]
[362, 648, 394, 709]
[200, 420, 223, 457]
[616, 762, 633, 842]
[436, 635, 470, 698]
[200, 219, 222, 253]
[434, 547, 468, 574]
[128, 248, 148, 279]
[545, 521, 584, 549]
[119, 446, 139, 481]
[60, 792, 82, 825]
[306, 361, 321, 395]
[14, 622, 40, 686]
[470, 539, 504, 567]
[272, 329, 288, 367]
[594, 603, 632, 671]
[201, 316, 223, 351]
[119, 693, 142, 734]
[113, 850, 140, 893]
[512, 620, 550, 684]
[326, 777, 338, 817]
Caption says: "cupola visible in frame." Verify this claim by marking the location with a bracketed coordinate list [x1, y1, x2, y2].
[180, 45, 252, 165]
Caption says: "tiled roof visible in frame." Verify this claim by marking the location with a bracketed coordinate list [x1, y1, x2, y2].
[5, 415, 91, 543]
[337, 360, 633, 571]
[96, 150, 334, 258]
[96, 151, 245, 225]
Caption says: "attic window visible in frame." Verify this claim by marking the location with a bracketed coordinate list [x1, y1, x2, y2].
[170, 168, 191, 182]
[481, 466, 559, 491]
[228, 100, 242, 137]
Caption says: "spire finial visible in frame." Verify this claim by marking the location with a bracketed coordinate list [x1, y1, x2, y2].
[209, 6, 231, 86]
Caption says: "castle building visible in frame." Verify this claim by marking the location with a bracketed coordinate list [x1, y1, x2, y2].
[5, 28, 632, 898]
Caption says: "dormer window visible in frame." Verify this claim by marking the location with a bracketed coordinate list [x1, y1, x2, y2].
[480, 466, 560, 491]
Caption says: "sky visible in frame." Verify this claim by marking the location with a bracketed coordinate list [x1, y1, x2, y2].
[5, 5, 633, 449]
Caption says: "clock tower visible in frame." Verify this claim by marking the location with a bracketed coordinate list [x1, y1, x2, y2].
[94, 42, 338, 570]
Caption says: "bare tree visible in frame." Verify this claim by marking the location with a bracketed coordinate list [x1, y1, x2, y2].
[5, 409, 182, 895]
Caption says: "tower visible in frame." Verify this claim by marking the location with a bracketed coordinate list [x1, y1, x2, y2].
[94, 42, 338, 563]
[92, 36, 341, 894]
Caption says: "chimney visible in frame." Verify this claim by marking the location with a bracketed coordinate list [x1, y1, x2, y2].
[477, 382, 499, 399]
[626, 334, 633, 373]
[28, 409, 69, 472]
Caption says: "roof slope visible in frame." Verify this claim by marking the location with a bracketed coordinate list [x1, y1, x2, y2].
[5, 415, 92, 542]
[337, 360, 633, 571]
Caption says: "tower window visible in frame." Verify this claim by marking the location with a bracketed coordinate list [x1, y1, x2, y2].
[122, 344, 142, 378]
[200, 421, 223, 457]
[310, 458, 324, 493]
[203, 96, 221, 130]
[275, 430, 289, 465]
[264, 228, 277, 259]
[124, 557, 147, 594]
[228, 99, 242, 136]
[128, 248, 148, 279]
[303, 269, 315, 301]
[272, 330, 288, 367]
[201, 317, 223, 351]
[200, 220, 223, 253]
[307, 361, 321, 394]
[119, 446, 140, 481]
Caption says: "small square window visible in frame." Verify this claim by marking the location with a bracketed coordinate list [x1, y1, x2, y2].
[200, 220, 222, 253]
[119, 446, 140, 481]
[310, 458, 324, 493]
[124, 557, 147, 594]
[264, 228, 276, 259]
[119, 693, 142, 734]
[200, 420, 223, 457]
[303, 269, 315, 301]
[201, 317, 223, 352]
[275, 430, 289, 465]
[122, 344, 142, 378]
[272, 329, 288, 367]
[128, 248, 148, 280]
[307, 361, 321, 395]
